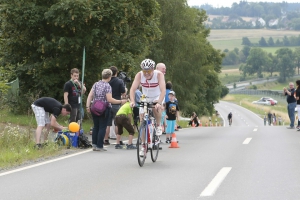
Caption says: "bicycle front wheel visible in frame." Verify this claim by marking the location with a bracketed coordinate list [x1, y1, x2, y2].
[137, 122, 147, 167]
[150, 130, 160, 162]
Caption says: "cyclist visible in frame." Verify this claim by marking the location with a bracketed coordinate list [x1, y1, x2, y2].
[129, 59, 166, 155]
[228, 112, 233, 126]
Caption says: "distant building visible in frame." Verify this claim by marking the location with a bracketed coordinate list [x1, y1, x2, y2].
[269, 19, 279, 27]
[258, 18, 266, 26]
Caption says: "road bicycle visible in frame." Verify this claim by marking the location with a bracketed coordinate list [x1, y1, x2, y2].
[228, 118, 232, 126]
[136, 95, 160, 167]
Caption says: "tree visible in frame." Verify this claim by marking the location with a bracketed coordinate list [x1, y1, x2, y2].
[246, 48, 268, 77]
[149, 0, 224, 116]
[283, 36, 290, 46]
[276, 48, 295, 82]
[263, 53, 277, 76]
[259, 37, 268, 47]
[294, 47, 300, 74]
[0, 0, 161, 112]
[242, 37, 252, 46]
[242, 45, 251, 59]
[268, 37, 275, 46]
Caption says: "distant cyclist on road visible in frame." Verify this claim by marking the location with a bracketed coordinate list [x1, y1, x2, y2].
[228, 112, 233, 126]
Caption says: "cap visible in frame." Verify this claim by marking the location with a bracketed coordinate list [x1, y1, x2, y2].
[169, 91, 175, 96]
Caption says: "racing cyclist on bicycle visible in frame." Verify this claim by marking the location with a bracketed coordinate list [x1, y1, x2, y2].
[129, 59, 166, 135]
[228, 112, 233, 126]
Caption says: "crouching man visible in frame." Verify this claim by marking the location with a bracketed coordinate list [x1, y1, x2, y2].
[114, 99, 137, 150]
[31, 97, 72, 148]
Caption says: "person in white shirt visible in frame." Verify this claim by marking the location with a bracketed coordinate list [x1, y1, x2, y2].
[129, 59, 166, 136]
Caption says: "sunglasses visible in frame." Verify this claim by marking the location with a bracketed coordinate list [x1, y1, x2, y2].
[142, 70, 153, 74]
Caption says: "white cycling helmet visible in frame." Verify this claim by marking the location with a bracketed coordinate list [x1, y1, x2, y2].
[140, 59, 155, 70]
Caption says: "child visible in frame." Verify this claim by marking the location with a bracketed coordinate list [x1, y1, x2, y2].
[161, 103, 166, 134]
[165, 91, 179, 143]
[114, 98, 137, 150]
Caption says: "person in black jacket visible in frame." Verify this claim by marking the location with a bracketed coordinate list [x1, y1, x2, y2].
[104, 66, 126, 145]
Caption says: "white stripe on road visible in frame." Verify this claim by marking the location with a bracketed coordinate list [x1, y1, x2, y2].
[200, 167, 232, 197]
[0, 149, 92, 177]
[253, 128, 258, 132]
[0, 138, 134, 177]
[243, 138, 252, 144]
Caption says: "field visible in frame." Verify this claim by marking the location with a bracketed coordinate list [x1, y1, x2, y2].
[208, 29, 300, 51]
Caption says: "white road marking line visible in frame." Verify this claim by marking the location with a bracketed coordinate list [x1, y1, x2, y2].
[200, 167, 232, 197]
[243, 138, 252, 144]
[253, 128, 258, 132]
[0, 149, 92, 177]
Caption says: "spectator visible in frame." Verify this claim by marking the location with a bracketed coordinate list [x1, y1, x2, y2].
[295, 80, 300, 129]
[114, 99, 137, 150]
[273, 113, 277, 126]
[278, 116, 282, 126]
[188, 112, 199, 127]
[156, 63, 166, 75]
[161, 103, 167, 134]
[104, 66, 126, 145]
[63, 68, 86, 123]
[165, 81, 173, 103]
[165, 91, 179, 143]
[133, 86, 142, 130]
[31, 97, 71, 148]
[283, 82, 297, 129]
[267, 111, 272, 126]
[86, 69, 127, 152]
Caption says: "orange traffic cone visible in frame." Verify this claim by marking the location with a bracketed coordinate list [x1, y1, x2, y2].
[169, 133, 180, 148]
[192, 121, 195, 127]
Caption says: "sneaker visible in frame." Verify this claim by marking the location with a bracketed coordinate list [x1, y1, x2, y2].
[166, 139, 171, 144]
[93, 147, 107, 151]
[156, 126, 162, 136]
[127, 144, 137, 150]
[287, 126, 295, 129]
[34, 143, 42, 149]
[177, 125, 182, 129]
[104, 140, 110, 145]
[115, 144, 123, 149]
[162, 131, 166, 135]
[139, 147, 145, 157]
[119, 141, 124, 145]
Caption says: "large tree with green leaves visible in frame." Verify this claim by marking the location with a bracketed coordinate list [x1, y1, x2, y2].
[245, 48, 268, 77]
[149, 0, 224, 116]
[276, 48, 295, 82]
[0, 0, 161, 110]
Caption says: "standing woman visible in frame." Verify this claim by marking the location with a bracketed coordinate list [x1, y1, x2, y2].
[273, 113, 277, 126]
[295, 80, 300, 130]
[86, 69, 127, 151]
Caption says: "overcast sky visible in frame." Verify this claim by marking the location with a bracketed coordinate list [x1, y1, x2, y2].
[187, 0, 300, 8]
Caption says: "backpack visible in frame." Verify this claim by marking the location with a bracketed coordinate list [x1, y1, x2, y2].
[78, 134, 92, 148]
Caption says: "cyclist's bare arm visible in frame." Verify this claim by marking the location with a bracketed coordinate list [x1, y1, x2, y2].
[130, 72, 142, 107]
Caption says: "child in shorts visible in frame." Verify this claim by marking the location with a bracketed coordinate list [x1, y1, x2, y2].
[165, 91, 179, 143]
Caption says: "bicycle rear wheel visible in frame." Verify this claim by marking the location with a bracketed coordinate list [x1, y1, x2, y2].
[137, 122, 147, 167]
[150, 129, 160, 162]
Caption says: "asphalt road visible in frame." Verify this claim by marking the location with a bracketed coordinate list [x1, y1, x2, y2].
[1, 101, 300, 200]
